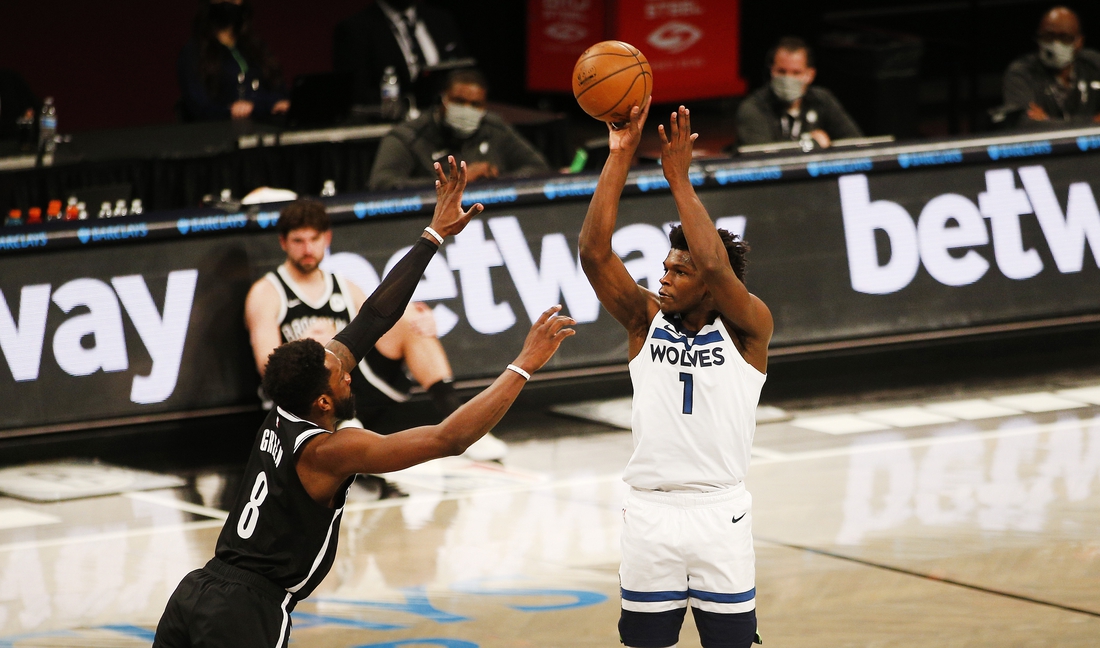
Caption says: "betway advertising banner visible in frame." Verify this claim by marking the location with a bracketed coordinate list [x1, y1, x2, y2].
[1, 155, 1099, 432]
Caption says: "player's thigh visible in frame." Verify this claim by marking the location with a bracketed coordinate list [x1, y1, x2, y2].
[691, 607, 757, 648]
[683, 494, 756, 612]
[619, 494, 687, 596]
[189, 576, 289, 648]
[153, 570, 204, 648]
[620, 494, 689, 648]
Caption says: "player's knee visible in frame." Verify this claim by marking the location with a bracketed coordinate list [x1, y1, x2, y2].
[619, 608, 686, 648]
[690, 607, 757, 648]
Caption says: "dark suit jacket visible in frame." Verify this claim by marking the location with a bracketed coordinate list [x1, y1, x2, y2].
[334, 2, 468, 105]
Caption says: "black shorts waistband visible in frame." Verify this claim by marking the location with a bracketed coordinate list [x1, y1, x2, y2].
[204, 558, 290, 605]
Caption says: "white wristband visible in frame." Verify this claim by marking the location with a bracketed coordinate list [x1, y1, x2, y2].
[506, 364, 531, 381]
[424, 226, 444, 245]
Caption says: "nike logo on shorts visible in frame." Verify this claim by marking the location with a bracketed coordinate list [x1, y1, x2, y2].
[732, 513, 746, 523]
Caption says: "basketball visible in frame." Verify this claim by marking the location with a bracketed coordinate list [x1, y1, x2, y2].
[572, 41, 653, 124]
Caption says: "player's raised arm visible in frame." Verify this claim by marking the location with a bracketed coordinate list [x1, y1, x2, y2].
[659, 106, 773, 367]
[299, 305, 575, 500]
[579, 99, 658, 341]
[326, 156, 483, 371]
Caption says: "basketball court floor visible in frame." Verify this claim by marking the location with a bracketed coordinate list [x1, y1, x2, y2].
[0, 372, 1098, 647]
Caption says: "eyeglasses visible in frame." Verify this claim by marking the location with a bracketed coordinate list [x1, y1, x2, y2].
[1037, 31, 1077, 45]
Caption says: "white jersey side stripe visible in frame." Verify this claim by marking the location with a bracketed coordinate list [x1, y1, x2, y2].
[287, 507, 344, 594]
[293, 429, 328, 453]
[357, 357, 411, 402]
[265, 273, 289, 327]
[274, 592, 293, 648]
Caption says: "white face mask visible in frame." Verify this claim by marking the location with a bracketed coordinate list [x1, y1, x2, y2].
[771, 74, 806, 103]
[1039, 40, 1076, 70]
[443, 101, 485, 138]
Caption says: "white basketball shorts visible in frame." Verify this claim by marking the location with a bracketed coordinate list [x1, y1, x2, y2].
[620, 484, 755, 615]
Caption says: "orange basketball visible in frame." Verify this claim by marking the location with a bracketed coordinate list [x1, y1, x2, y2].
[572, 41, 653, 124]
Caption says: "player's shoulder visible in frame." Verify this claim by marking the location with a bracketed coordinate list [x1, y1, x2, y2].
[246, 272, 283, 309]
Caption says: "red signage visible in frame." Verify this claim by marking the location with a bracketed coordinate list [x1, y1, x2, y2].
[527, 0, 746, 102]
[527, 0, 607, 92]
[610, 0, 746, 102]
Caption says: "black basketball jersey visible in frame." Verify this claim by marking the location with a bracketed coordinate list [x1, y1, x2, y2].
[214, 406, 353, 602]
[267, 265, 411, 406]
[266, 265, 352, 344]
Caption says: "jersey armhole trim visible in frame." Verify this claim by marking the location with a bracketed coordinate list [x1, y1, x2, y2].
[264, 272, 289, 326]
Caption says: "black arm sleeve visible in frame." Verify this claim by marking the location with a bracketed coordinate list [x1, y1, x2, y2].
[332, 236, 438, 363]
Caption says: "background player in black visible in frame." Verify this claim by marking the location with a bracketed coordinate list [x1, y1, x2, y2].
[154, 159, 576, 647]
[245, 199, 508, 461]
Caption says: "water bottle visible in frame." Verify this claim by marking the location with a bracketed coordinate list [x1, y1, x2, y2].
[321, 180, 336, 197]
[380, 66, 401, 121]
[38, 97, 58, 163]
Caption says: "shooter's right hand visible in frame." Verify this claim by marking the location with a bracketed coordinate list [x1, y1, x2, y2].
[429, 156, 484, 239]
[607, 97, 651, 156]
[511, 305, 576, 375]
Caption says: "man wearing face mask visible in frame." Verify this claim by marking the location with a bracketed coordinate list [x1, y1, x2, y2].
[1003, 6, 1100, 126]
[368, 69, 550, 191]
[736, 37, 862, 150]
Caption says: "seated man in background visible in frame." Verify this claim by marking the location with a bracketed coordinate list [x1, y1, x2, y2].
[244, 198, 507, 462]
[368, 69, 550, 191]
[334, 0, 469, 106]
[1003, 6, 1100, 125]
[736, 37, 862, 150]
[178, 0, 289, 121]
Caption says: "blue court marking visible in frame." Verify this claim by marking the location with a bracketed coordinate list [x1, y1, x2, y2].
[313, 586, 469, 623]
[97, 624, 156, 640]
[620, 588, 689, 602]
[353, 640, 478, 648]
[291, 611, 405, 631]
[451, 580, 607, 611]
[687, 587, 756, 603]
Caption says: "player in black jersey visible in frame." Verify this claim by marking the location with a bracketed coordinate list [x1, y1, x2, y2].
[245, 198, 507, 462]
[153, 159, 576, 648]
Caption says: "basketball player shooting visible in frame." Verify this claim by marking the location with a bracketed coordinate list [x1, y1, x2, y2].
[579, 103, 773, 648]
[153, 158, 576, 647]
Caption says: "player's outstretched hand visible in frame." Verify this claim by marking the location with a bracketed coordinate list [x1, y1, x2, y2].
[607, 97, 651, 156]
[658, 105, 698, 183]
[511, 304, 576, 375]
[430, 156, 484, 239]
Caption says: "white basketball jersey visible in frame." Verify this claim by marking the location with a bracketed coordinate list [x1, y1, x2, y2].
[624, 311, 766, 492]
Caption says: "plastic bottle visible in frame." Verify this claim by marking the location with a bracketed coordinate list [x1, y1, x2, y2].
[38, 97, 58, 162]
[47, 200, 62, 221]
[65, 197, 79, 220]
[130, 199, 143, 216]
[321, 180, 336, 197]
[98, 202, 113, 218]
[380, 66, 401, 121]
[5, 210, 22, 226]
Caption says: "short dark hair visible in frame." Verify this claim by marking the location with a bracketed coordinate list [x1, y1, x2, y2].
[768, 36, 815, 68]
[262, 339, 330, 419]
[276, 199, 330, 239]
[443, 68, 488, 95]
[668, 224, 750, 282]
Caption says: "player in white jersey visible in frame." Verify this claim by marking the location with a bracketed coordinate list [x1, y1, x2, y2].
[579, 103, 774, 648]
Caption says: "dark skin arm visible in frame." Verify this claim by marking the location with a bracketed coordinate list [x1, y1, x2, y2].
[659, 106, 774, 373]
[325, 156, 483, 372]
[578, 99, 661, 360]
[298, 305, 576, 506]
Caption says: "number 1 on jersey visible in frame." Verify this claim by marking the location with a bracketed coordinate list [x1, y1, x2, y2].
[679, 372, 694, 415]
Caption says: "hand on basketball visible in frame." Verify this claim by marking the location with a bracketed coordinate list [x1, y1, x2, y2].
[512, 304, 576, 375]
[658, 105, 698, 183]
[430, 156, 483, 239]
[607, 97, 651, 156]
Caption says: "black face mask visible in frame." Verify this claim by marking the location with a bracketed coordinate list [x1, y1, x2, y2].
[208, 2, 244, 30]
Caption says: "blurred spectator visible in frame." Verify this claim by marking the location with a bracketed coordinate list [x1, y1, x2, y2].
[1003, 6, 1100, 125]
[0, 69, 39, 141]
[334, 0, 469, 106]
[368, 69, 550, 191]
[178, 0, 289, 122]
[736, 37, 862, 149]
